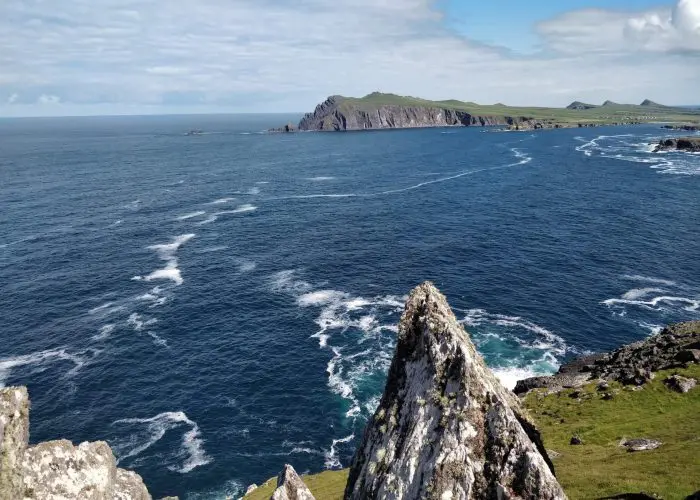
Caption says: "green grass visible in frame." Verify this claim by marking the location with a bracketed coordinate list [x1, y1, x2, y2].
[244, 469, 349, 500]
[244, 365, 699, 499]
[524, 364, 700, 499]
[333, 92, 700, 125]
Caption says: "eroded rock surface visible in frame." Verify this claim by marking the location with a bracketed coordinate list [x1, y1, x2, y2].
[0, 386, 153, 500]
[0, 386, 29, 499]
[344, 282, 566, 500]
[270, 464, 315, 500]
[516, 321, 700, 395]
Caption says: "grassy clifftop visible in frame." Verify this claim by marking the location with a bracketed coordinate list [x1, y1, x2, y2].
[334, 92, 700, 125]
[245, 363, 700, 499]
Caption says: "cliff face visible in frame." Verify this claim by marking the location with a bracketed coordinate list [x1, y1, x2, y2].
[0, 387, 152, 500]
[344, 282, 566, 500]
[297, 97, 522, 131]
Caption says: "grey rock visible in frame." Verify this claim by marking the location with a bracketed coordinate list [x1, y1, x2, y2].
[653, 137, 700, 153]
[0, 387, 29, 499]
[271, 464, 315, 500]
[664, 375, 697, 393]
[115, 469, 152, 500]
[344, 282, 566, 500]
[22, 439, 118, 499]
[619, 438, 662, 452]
[246, 483, 259, 495]
[1, 386, 153, 500]
[516, 321, 700, 395]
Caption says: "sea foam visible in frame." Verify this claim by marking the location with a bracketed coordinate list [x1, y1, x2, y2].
[112, 411, 211, 474]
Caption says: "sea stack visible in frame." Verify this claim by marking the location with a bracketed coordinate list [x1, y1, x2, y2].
[344, 282, 566, 499]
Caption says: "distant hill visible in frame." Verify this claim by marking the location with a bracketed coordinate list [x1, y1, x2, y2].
[278, 92, 700, 132]
[641, 99, 664, 107]
[567, 101, 597, 110]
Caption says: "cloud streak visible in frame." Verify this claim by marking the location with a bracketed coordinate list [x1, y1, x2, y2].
[0, 0, 698, 116]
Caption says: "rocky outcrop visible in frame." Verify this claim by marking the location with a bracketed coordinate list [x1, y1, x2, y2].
[515, 321, 700, 395]
[661, 124, 700, 131]
[295, 96, 528, 132]
[344, 282, 566, 500]
[0, 386, 29, 499]
[653, 137, 700, 153]
[270, 465, 315, 500]
[0, 386, 153, 500]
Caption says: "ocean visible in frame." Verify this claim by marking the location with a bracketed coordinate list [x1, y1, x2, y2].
[1, 115, 698, 498]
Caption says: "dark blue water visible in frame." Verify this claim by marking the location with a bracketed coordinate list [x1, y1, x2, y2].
[1, 116, 699, 498]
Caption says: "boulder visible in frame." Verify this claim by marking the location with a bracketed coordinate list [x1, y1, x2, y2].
[664, 375, 697, 393]
[344, 282, 566, 500]
[271, 464, 315, 500]
[619, 439, 662, 452]
[0, 387, 30, 499]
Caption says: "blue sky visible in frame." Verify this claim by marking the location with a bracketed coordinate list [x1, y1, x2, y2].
[1, 0, 699, 116]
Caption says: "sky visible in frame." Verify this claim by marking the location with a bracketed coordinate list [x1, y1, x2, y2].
[1, 0, 699, 117]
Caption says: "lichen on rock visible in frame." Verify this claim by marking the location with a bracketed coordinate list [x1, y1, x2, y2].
[270, 464, 315, 500]
[344, 282, 566, 500]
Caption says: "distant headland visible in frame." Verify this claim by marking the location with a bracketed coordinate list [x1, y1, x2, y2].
[273, 92, 700, 132]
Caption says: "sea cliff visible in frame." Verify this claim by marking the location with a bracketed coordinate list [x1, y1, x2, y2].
[274, 92, 700, 132]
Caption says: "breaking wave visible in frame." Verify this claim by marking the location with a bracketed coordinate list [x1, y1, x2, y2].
[576, 134, 700, 175]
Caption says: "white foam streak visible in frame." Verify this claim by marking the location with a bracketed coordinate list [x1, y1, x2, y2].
[324, 434, 355, 469]
[492, 367, 542, 391]
[135, 234, 194, 286]
[176, 211, 206, 221]
[622, 274, 676, 286]
[112, 411, 211, 473]
[0, 348, 89, 387]
[207, 197, 235, 205]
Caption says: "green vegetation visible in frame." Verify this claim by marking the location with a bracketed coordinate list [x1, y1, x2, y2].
[525, 363, 700, 499]
[244, 469, 349, 500]
[244, 365, 699, 499]
[334, 92, 700, 125]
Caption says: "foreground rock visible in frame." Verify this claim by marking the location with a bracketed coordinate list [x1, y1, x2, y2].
[0, 386, 153, 500]
[271, 464, 315, 500]
[619, 439, 662, 453]
[664, 375, 697, 393]
[345, 282, 566, 499]
[515, 321, 700, 395]
[653, 137, 700, 153]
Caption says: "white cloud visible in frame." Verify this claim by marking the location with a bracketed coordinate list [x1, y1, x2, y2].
[539, 0, 700, 54]
[0, 0, 698, 116]
[37, 94, 61, 104]
[7, 93, 19, 104]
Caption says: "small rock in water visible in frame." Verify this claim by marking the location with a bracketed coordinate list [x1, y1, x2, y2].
[620, 438, 662, 452]
[664, 375, 697, 393]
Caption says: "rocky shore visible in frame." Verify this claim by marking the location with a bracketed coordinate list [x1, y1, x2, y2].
[653, 136, 700, 153]
[514, 321, 700, 395]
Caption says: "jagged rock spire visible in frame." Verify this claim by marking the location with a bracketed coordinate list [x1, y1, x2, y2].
[271, 464, 315, 500]
[344, 282, 566, 500]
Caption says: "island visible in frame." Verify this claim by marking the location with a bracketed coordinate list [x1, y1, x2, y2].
[274, 92, 700, 132]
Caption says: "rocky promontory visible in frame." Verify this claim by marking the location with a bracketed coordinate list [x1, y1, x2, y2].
[514, 321, 700, 395]
[0, 387, 155, 499]
[345, 282, 565, 499]
[653, 136, 700, 153]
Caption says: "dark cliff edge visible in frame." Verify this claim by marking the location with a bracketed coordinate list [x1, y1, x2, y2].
[653, 136, 700, 153]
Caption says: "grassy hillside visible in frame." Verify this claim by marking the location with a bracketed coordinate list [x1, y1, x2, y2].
[334, 92, 700, 125]
[244, 364, 699, 499]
